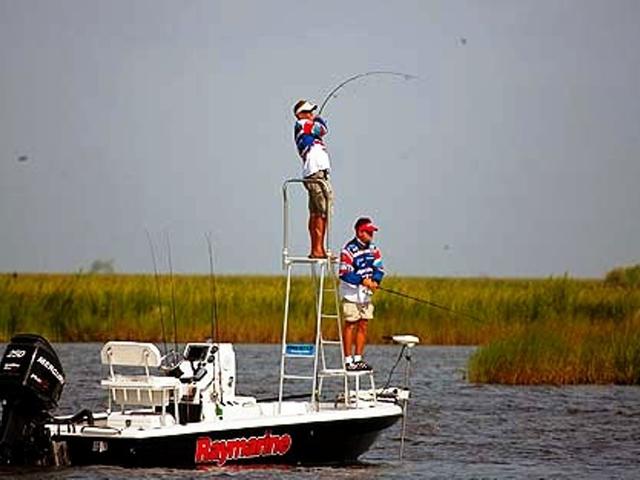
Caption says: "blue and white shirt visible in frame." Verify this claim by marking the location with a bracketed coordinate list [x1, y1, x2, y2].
[294, 116, 331, 178]
[339, 237, 384, 303]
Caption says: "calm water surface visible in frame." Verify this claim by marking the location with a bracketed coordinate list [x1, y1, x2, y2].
[1, 343, 639, 479]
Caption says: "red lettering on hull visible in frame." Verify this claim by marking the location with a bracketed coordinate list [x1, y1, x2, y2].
[195, 431, 292, 466]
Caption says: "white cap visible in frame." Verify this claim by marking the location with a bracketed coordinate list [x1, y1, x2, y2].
[293, 100, 317, 116]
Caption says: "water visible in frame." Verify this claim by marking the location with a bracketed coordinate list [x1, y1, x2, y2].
[2, 343, 639, 479]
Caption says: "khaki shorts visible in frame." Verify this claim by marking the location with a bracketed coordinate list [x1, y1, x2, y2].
[342, 301, 374, 322]
[304, 171, 333, 216]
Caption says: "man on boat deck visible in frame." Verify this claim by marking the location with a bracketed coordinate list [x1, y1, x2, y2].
[339, 217, 384, 371]
[293, 99, 333, 258]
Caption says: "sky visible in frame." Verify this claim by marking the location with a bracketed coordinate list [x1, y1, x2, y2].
[1, 0, 639, 278]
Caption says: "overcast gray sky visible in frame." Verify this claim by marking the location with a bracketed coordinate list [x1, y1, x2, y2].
[1, 0, 638, 277]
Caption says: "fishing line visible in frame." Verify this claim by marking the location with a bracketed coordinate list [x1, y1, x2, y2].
[378, 286, 483, 323]
[318, 70, 417, 115]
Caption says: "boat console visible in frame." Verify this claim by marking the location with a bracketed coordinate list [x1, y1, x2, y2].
[99, 341, 241, 427]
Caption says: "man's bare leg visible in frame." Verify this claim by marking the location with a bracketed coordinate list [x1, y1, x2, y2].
[343, 321, 356, 360]
[355, 319, 368, 356]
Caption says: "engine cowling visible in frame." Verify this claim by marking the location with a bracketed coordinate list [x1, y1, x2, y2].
[0, 333, 65, 465]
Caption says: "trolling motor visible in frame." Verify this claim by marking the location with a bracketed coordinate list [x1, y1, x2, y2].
[0, 334, 65, 465]
[378, 334, 420, 460]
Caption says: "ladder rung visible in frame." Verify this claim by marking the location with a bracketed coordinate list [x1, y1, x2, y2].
[321, 314, 339, 319]
[346, 370, 375, 376]
[283, 374, 314, 380]
[285, 256, 330, 264]
[284, 353, 315, 358]
[320, 368, 347, 376]
[320, 340, 342, 345]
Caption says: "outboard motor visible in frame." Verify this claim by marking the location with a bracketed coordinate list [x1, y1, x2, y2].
[0, 334, 65, 465]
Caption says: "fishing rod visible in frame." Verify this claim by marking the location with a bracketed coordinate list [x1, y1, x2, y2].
[205, 233, 219, 344]
[145, 230, 168, 354]
[205, 232, 224, 405]
[378, 286, 483, 323]
[318, 70, 417, 115]
[165, 233, 179, 353]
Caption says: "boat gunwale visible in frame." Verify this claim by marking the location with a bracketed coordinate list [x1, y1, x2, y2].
[49, 400, 403, 439]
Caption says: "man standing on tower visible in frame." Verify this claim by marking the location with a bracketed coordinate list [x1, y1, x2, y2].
[292, 99, 333, 258]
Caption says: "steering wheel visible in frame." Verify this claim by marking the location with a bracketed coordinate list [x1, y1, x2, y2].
[159, 350, 183, 373]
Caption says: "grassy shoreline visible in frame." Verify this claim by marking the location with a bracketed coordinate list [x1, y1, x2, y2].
[1, 272, 637, 343]
[2, 273, 639, 384]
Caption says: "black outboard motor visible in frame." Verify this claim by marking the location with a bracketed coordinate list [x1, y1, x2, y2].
[0, 334, 65, 465]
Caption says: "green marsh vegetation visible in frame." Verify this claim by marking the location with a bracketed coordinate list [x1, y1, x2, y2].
[1, 269, 638, 384]
[467, 314, 640, 385]
[469, 265, 640, 384]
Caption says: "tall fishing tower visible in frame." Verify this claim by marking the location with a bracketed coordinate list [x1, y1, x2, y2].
[278, 179, 375, 412]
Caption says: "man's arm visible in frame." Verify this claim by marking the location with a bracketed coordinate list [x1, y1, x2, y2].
[310, 117, 328, 138]
[314, 116, 328, 134]
[371, 247, 384, 284]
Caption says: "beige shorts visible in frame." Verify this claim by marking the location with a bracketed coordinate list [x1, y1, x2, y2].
[304, 171, 333, 216]
[342, 301, 374, 322]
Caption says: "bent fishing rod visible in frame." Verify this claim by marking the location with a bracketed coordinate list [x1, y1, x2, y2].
[318, 70, 417, 115]
[378, 286, 483, 323]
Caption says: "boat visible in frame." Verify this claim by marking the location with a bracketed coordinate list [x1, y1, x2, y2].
[0, 332, 417, 468]
[0, 180, 419, 468]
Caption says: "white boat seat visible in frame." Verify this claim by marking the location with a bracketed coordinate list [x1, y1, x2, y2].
[100, 341, 181, 424]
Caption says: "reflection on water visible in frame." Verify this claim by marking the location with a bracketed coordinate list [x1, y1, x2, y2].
[1, 343, 639, 479]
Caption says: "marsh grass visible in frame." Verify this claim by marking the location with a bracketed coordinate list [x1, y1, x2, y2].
[2, 273, 639, 384]
[605, 264, 640, 288]
[468, 315, 640, 384]
[466, 269, 640, 385]
[1, 273, 638, 346]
